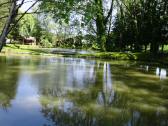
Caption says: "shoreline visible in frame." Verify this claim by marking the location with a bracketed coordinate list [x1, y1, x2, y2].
[2, 44, 168, 65]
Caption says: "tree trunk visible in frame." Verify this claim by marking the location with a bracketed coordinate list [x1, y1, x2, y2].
[130, 44, 133, 51]
[145, 44, 147, 52]
[94, 0, 114, 51]
[161, 44, 164, 54]
[0, 1, 17, 52]
[150, 42, 159, 54]
[134, 44, 141, 52]
[119, 33, 123, 51]
[106, 0, 114, 52]
[95, 0, 106, 51]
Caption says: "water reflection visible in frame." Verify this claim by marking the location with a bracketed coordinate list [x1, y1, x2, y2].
[0, 55, 168, 126]
[0, 56, 20, 109]
[139, 64, 167, 79]
[97, 62, 114, 106]
[156, 67, 167, 79]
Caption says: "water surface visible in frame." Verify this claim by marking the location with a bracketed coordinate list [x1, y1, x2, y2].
[0, 55, 168, 126]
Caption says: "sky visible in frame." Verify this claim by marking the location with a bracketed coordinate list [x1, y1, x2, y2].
[19, 0, 116, 35]
[20, 0, 115, 13]
[20, 0, 37, 12]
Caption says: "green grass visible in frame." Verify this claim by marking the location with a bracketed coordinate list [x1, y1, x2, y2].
[163, 45, 168, 52]
[76, 52, 168, 65]
[76, 52, 137, 60]
[2, 44, 168, 65]
[2, 44, 52, 55]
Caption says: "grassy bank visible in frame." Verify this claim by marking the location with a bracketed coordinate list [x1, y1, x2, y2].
[2, 44, 52, 55]
[2, 44, 168, 64]
[76, 52, 168, 65]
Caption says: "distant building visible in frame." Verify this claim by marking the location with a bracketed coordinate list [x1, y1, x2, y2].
[5, 38, 11, 44]
[23, 37, 36, 45]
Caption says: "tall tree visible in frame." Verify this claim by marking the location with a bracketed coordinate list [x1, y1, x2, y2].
[0, 0, 10, 32]
[0, 0, 38, 52]
[39, 0, 114, 51]
[113, 0, 168, 53]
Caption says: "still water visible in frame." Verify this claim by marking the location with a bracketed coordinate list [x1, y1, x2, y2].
[0, 55, 168, 126]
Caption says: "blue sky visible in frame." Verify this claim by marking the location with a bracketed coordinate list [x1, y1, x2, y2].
[20, 0, 37, 12]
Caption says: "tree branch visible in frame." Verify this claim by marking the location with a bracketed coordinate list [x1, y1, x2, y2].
[0, 10, 51, 21]
[7, 0, 39, 34]
[104, 0, 114, 25]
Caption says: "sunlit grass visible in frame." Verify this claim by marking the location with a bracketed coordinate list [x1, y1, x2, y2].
[2, 44, 54, 55]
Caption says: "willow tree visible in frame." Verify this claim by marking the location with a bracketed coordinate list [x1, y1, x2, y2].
[39, 0, 114, 51]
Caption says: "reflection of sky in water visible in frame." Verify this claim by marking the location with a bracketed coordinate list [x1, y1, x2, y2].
[97, 62, 114, 105]
[66, 59, 96, 88]
[0, 71, 53, 126]
[139, 65, 167, 79]
[58, 101, 74, 113]
[103, 62, 112, 91]
[33, 57, 97, 89]
[156, 67, 167, 80]
[0, 56, 168, 126]
[0, 57, 99, 126]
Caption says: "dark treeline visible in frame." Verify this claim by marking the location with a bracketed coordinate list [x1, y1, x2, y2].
[111, 0, 168, 53]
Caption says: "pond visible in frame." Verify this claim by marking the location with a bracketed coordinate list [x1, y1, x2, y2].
[0, 55, 168, 126]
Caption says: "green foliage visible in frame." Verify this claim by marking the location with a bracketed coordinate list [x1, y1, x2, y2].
[8, 13, 43, 42]
[0, 0, 10, 33]
[9, 13, 54, 47]
[19, 14, 37, 37]
[77, 52, 137, 60]
[39, 0, 76, 23]
[100, 35, 106, 51]
[2, 0, 167, 54]
[39, 0, 112, 50]
[112, 0, 168, 53]
[40, 35, 52, 48]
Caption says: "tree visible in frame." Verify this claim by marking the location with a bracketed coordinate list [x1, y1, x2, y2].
[19, 14, 37, 37]
[0, 0, 10, 32]
[39, 0, 114, 51]
[0, 0, 38, 52]
[113, 0, 168, 53]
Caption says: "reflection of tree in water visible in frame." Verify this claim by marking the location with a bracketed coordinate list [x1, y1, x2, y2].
[40, 90, 129, 126]
[39, 61, 168, 126]
[97, 62, 115, 106]
[0, 56, 20, 109]
[39, 62, 131, 126]
[41, 100, 99, 126]
[109, 64, 168, 126]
